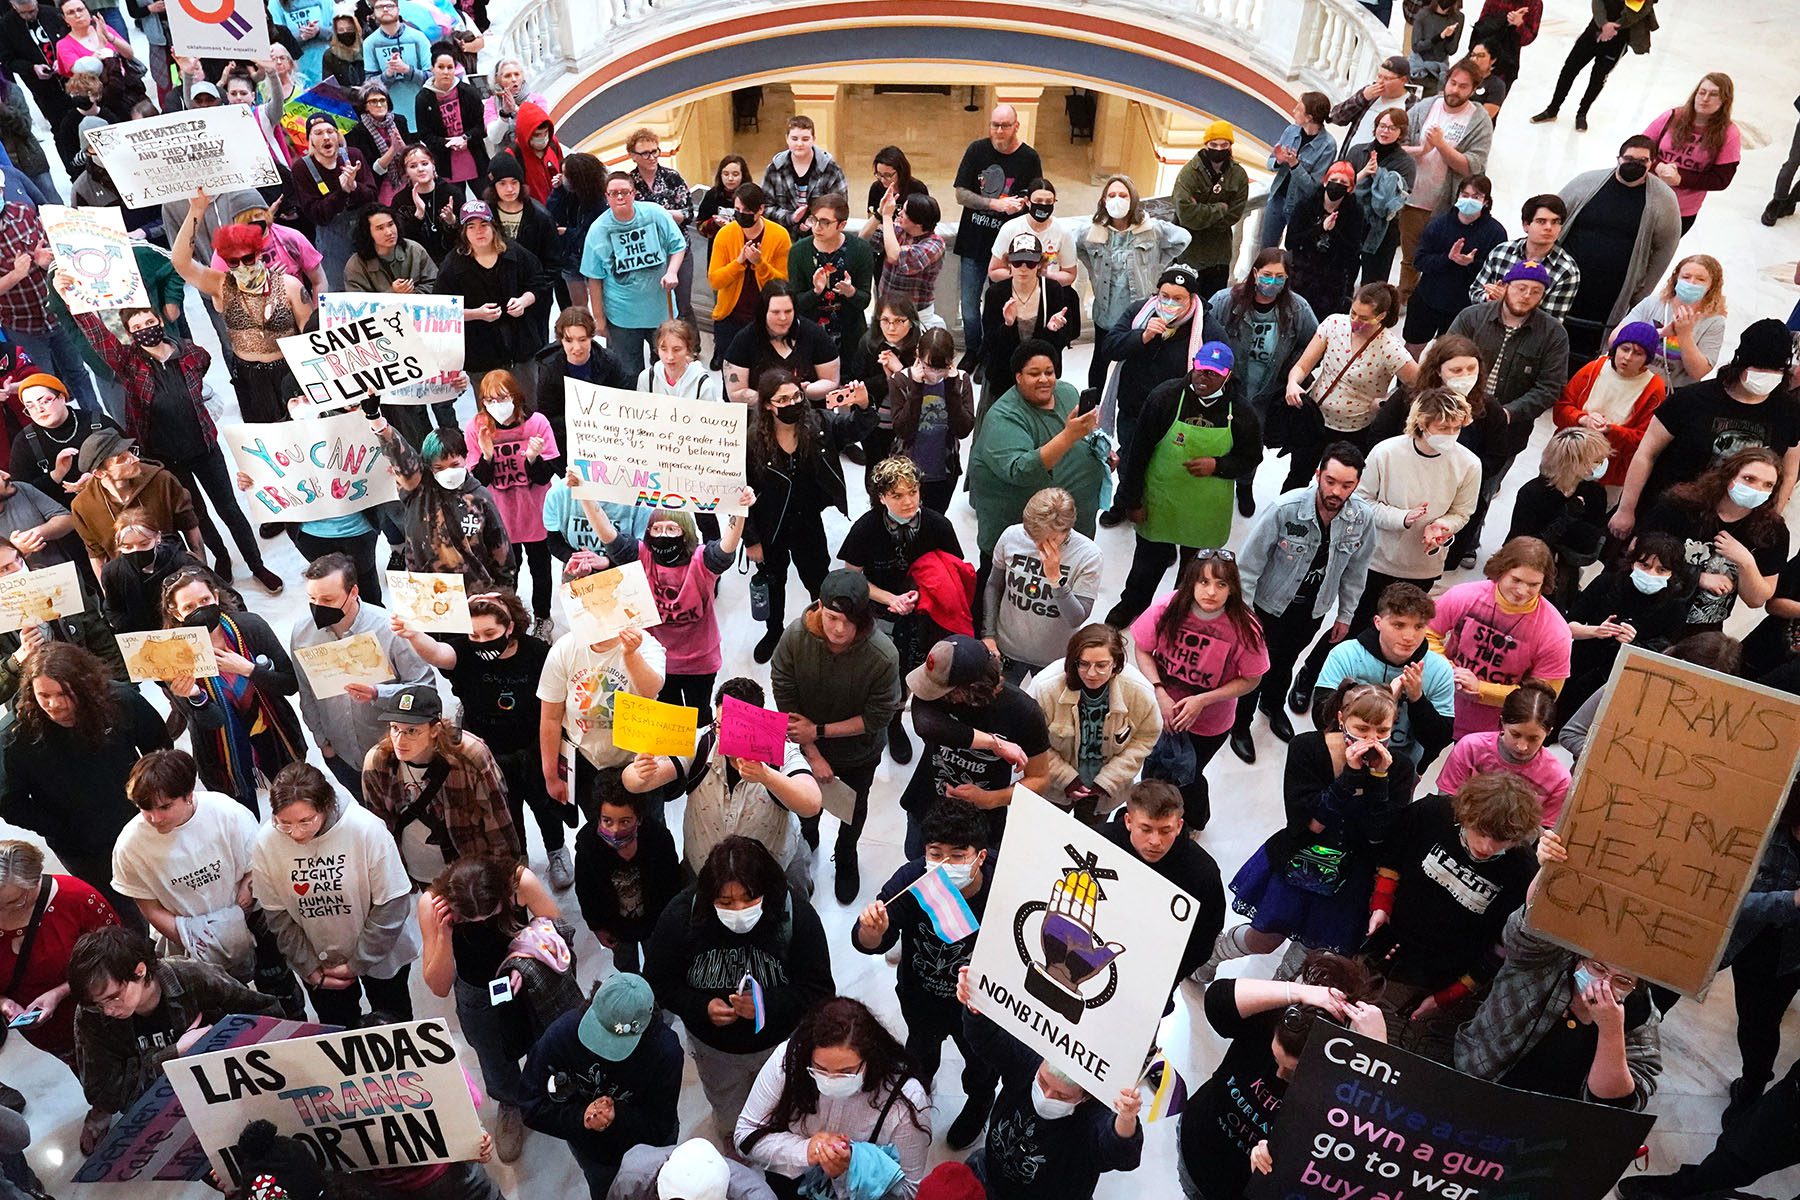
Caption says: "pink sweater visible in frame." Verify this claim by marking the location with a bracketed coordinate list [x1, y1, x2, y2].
[1429, 581, 1571, 738]
[1130, 595, 1269, 738]
[1435, 731, 1572, 825]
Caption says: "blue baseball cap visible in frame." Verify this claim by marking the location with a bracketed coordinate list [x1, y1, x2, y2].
[1192, 342, 1234, 374]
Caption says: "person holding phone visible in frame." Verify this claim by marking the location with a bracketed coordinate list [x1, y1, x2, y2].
[0, 839, 119, 1075]
[361, 0, 431, 119]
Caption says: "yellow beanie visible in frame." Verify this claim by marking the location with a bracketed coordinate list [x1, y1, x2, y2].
[1203, 119, 1235, 144]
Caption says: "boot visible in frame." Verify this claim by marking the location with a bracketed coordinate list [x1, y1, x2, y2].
[1191, 923, 1268, 985]
[888, 711, 913, 764]
[946, 1091, 995, 1151]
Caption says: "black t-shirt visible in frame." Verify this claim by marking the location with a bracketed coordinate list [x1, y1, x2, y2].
[1500, 1011, 1597, 1100]
[865, 177, 930, 218]
[9, 407, 119, 497]
[869, 856, 994, 1016]
[1563, 177, 1648, 324]
[724, 319, 840, 385]
[1639, 499, 1790, 630]
[1472, 73, 1509, 112]
[443, 634, 551, 755]
[132, 996, 180, 1055]
[837, 508, 964, 609]
[950, 138, 1043, 260]
[899, 685, 1051, 841]
[1744, 552, 1800, 668]
[1645, 379, 1800, 498]
[1288, 533, 1332, 613]
[1179, 980, 1286, 1199]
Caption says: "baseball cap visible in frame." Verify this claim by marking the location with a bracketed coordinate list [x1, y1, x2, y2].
[578, 972, 656, 1061]
[372, 684, 443, 724]
[1501, 259, 1551, 288]
[1192, 341, 1234, 373]
[656, 1138, 730, 1200]
[906, 635, 993, 702]
[1005, 232, 1043, 264]
[1158, 264, 1200, 293]
[819, 569, 869, 616]
[1382, 54, 1412, 78]
[189, 80, 220, 102]
[76, 427, 133, 475]
[459, 200, 495, 225]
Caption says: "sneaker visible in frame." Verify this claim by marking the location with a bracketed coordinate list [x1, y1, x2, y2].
[1097, 507, 1126, 529]
[888, 719, 913, 764]
[946, 1093, 994, 1151]
[1455, 550, 1478, 570]
[546, 846, 574, 890]
[250, 565, 285, 594]
[1574, 113, 1589, 132]
[1228, 726, 1256, 764]
[494, 1102, 525, 1163]
[1529, 108, 1557, 124]
[753, 630, 780, 664]
[80, 1107, 112, 1155]
[532, 614, 555, 641]
[833, 852, 860, 905]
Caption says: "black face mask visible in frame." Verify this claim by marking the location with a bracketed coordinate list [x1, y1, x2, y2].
[647, 535, 687, 566]
[1203, 147, 1232, 167]
[733, 210, 757, 228]
[471, 640, 509, 662]
[182, 602, 223, 631]
[124, 547, 156, 572]
[1323, 181, 1350, 201]
[1617, 159, 1649, 183]
[1028, 202, 1054, 221]
[309, 601, 347, 629]
[774, 403, 806, 425]
[335, 28, 356, 43]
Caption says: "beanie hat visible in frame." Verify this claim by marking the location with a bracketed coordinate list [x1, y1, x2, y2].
[1736, 318, 1796, 371]
[1203, 119, 1234, 144]
[231, 1120, 325, 1200]
[918, 1161, 986, 1200]
[488, 150, 525, 184]
[1501, 259, 1551, 288]
[1609, 321, 1660, 356]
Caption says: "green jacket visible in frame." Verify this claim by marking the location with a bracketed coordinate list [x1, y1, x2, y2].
[1173, 153, 1250, 271]
[966, 380, 1107, 555]
[789, 232, 875, 356]
[770, 608, 901, 774]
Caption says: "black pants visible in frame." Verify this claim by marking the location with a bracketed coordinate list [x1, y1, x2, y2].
[661, 672, 718, 727]
[1178, 729, 1230, 829]
[906, 999, 1000, 1102]
[1106, 537, 1199, 630]
[247, 907, 306, 1016]
[306, 963, 415, 1028]
[1774, 114, 1800, 205]
[508, 538, 553, 618]
[1237, 602, 1325, 730]
[233, 357, 300, 424]
[1360, 221, 1400, 288]
[1447, 454, 1515, 564]
[168, 447, 266, 575]
[495, 744, 570, 853]
[1729, 929, 1800, 1089]
[322, 749, 366, 802]
[290, 527, 383, 607]
[1646, 1055, 1800, 1197]
[920, 476, 956, 515]
[798, 759, 878, 858]
[383, 400, 460, 452]
[1282, 423, 1378, 493]
[1192, 264, 1230, 299]
[1546, 23, 1628, 116]
[756, 513, 832, 635]
[61, 851, 147, 933]
[1299, 568, 1436, 686]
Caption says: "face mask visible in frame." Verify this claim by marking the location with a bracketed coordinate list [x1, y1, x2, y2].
[934, 860, 977, 890]
[1028, 202, 1054, 221]
[599, 826, 637, 849]
[1426, 432, 1461, 452]
[1728, 482, 1770, 509]
[1443, 373, 1478, 396]
[124, 547, 156, 571]
[529, 132, 550, 152]
[1254, 274, 1284, 297]
[334, 27, 355, 42]
[230, 262, 267, 290]
[181, 602, 222, 631]
[1030, 1078, 1080, 1120]
[1588, 459, 1609, 481]
[1741, 370, 1783, 397]
[433, 467, 467, 490]
[810, 1067, 865, 1099]
[1323, 181, 1350, 202]
[1203, 147, 1232, 167]
[472, 640, 510, 661]
[309, 601, 346, 629]
[1104, 195, 1131, 220]
[1630, 568, 1669, 594]
[1454, 196, 1485, 218]
[129, 325, 167, 348]
[734, 210, 757, 228]
[1617, 159, 1649, 184]
[774, 403, 806, 425]
[1572, 965, 1597, 994]
[647, 534, 687, 566]
[1155, 296, 1185, 321]
[715, 901, 763, 934]
[1672, 280, 1707, 305]
[486, 400, 515, 424]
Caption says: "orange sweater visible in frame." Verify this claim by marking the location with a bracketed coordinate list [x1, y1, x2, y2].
[1551, 357, 1667, 487]
[707, 219, 791, 319]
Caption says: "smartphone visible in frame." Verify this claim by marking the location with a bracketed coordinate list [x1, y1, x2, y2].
[488, 977, 513, 1006]
[1076, 388, 1101, 416]
[465, 72, 490, 97]
[6, 1010, 41, 1029]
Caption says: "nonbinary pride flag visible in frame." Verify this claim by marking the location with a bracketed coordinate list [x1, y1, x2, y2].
[738, 972, 767, 1034]
[904, 864, 980, 943]
[1144, 1056, 1188, 1121]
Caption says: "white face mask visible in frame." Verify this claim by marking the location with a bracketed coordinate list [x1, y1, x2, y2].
[809, 1067, 865, 1099]
[715, 900, 763, 934]
[1588, 459, 1609, 481]
[433, 466, 467, 490]
[1741, 369, 1783, 397]
[486, 400, 515, 424]
[1442, 373, 1478, 397]
[1425, 432, 1461, 452]
[933, 859, 977, 890]
[1104, 195, 1131, 221]
[1030, 1077, 1080, 1120]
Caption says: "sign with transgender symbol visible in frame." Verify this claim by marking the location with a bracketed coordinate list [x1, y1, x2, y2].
[166, 0, 269, 61]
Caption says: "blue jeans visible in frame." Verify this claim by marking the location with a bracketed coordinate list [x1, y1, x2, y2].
[453, 976, 529, 1106]
[958, 253, 986, 359]
[98, 6, 129, 38]
[1260, 192, 1291, 249]
[10, 326, 100, 414]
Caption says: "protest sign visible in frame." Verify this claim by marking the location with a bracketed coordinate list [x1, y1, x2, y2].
[613, 692, 699, 756]
[41, 205, 148, 312]
[718, 694, 787, 765]
[164, 1017, 483, 1187]
[386, 571, 473, 634]
[1528, 646, 1800, 996]
[224, 409, 398, 520]
[79, 1014, 337, 1183]
[321, 292, 465, 407]
[0, 561, 82, 634]
[965, 786, 1197, 1096]
[85, 106, 280, 209]
[165, 0, 269, 62]
[117, 628, 221, 682]
[281, 313, 438, 413]
[294, 633, 392, 698]
[1250, 1026, 1652, 1200]
[565, 381, 750, 516]
[562, 560, 663, 644]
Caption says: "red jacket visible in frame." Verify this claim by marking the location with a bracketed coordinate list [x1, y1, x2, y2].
[515, 102, 563, 207]
[1551, 356, 1666, 487]
[911, 548, 975, 637]
[72, 311, 216, 453]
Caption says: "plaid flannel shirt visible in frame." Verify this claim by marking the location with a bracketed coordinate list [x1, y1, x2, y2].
[72, 311, 215, 450]
[0, 202, 51, 334]
[1469, 237, 1583, 321]
[878, 228, 945, 310]
[363, 733, 521, 869]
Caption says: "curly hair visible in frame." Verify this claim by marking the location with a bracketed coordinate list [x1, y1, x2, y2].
[868, 455, 921, 496]
[158, 564, 237, 629]
[15, 642, 119, 743]
[1452, 772, 1543, 844]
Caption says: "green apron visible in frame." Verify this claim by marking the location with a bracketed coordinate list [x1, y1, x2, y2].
[1139, 388, 1234, 548]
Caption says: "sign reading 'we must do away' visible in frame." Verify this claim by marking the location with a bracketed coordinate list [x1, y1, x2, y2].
[565, 380, 750, 516]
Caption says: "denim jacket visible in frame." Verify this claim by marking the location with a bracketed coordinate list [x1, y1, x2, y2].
[1237, 484, 1376, 621]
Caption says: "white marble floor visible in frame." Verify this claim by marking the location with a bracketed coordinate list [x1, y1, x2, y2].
[6, 1, 1800, 1196]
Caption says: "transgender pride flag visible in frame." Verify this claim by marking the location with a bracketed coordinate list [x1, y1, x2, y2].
[904, 864, 980, 943]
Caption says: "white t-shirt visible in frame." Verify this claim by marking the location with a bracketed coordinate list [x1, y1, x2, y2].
[992, 214, 1079, 279]
[112, 790, 256, 917]
[1407, 99, 1475, 211]
[394, 758, 452, 884]
[251, 801, 420, 978]
[537, 633, 669, 768]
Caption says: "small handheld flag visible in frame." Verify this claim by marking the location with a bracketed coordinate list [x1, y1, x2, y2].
[1142, 1056, 1187, 1122]
[737, 972, 767, 1034]
[902, 864, 981, 943]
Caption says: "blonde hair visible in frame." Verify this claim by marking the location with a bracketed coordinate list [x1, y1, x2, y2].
[1660, 253, 1726, 317]
[1022, 488, 1076, 541]
[1405, 387, 1473, 438]
[0, 840, 44, 890]
[868, 455, 921, 495]
[1539, 426, 1609, 493]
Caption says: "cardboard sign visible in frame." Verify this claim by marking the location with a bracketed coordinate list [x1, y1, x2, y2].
[163, 1018, 483, 1186]
[565, 380, 750, 516]
[1251, 1027, 1652, 1200]
[965, 786, 1197, 1096]
[0, 561, 83, 633]
[41, 205, 148, 312]
[223, 409, 398, 520]
[85, 106, 280, 209]
[718, 694, 788, 765]
[1528, 647, 1800, 996]
[294, 632, 392, 698]
[78, 1014, 337, 1183]
[280, 313, 437, 413]
[320, 293, 465, 407]
[386, 570, 473, 634]
[116, 628, 221, 682]
[165, 0, 270, 61]
[562, 560, 663, 645]
[613, 692, 699, 756]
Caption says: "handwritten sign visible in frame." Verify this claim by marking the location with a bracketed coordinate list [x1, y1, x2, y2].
[386, 570, 472, 634]
[965, 787, 1197, 1097]
[0, 561, 83, 634]
[565, 380, 749, 516]
[163, 1018, 482, 1188]
[85, 106, 280, 209]
[718, 694, 787, 765]
[223, 409, 398, 520]
[562, 560, 663, 645]
[41, 205, 148, 312]
[116, 628, 221, 682]
[613, 692, 699, 756]
[1528, 647, 1800, 996]
[294, 632, 392, 698]
[1251, 1027, 1652, 1200]
[320, 293, 465, 407]
[280, 313, 437, 413]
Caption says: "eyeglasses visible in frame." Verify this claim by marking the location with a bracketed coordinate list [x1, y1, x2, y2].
[365, 96, 389, 106]
[630, 147, 659, 158]
[1195, 548, 1236, 562]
